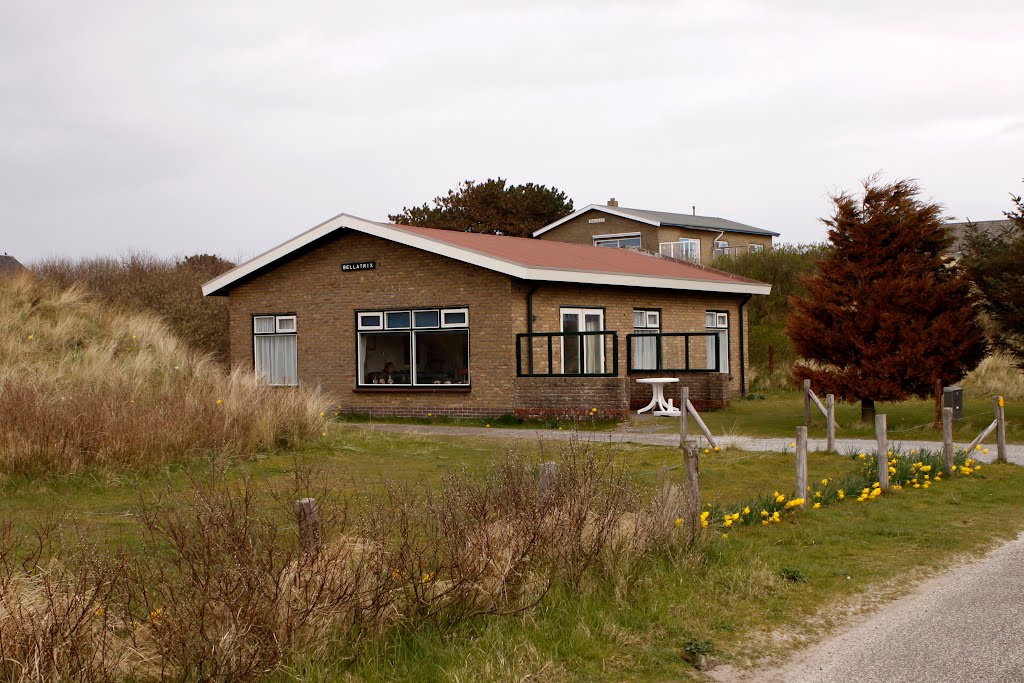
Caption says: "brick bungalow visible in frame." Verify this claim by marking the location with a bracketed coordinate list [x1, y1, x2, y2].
[202, 213, 771, 419]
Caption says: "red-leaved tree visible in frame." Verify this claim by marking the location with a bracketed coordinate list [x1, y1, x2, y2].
[786, 177, 987, 422]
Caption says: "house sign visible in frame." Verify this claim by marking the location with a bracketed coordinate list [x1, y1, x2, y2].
[341, 261, 376, 272]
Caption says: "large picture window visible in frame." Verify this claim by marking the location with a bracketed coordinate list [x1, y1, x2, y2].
[358, 308, 470, 386]
[253, 315, 298, 386]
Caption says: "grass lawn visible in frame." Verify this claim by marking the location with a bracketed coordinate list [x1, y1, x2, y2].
[3, 426, 1023, 681]
[636, 392, 1022, 445]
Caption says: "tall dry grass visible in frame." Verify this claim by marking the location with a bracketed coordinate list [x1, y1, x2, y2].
[32, 253, 233, 364]
[0, 274, 329, 475]
[961, 353, 1024, 400]
[0, 442, 704, 681]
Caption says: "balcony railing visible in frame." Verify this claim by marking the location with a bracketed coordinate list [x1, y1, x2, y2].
[516, 331, 619, 377]
[713, 245, 764, 258]
[626, 332, 723, 372]
[658, 241, 701, 263]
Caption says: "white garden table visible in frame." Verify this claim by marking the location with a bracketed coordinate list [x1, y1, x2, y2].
[636, 378, 681, 416]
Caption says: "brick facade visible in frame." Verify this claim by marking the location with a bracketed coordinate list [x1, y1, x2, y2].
[224, 229, 751, 419]
[537, 208, 773, 266]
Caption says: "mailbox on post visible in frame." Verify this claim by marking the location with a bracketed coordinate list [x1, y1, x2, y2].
[943, 387, 964, 419]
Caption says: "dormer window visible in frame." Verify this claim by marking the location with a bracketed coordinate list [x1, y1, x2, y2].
[593, 233, 642, 249]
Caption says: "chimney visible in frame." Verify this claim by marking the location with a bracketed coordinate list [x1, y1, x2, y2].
[607, 198, 618, 207]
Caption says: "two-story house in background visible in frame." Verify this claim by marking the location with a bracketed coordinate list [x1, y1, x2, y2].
[533, 199, 779, 266]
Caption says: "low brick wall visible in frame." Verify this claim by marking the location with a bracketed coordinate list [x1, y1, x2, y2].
[628, 371, 731, 411]
[513, 376, 629, 419]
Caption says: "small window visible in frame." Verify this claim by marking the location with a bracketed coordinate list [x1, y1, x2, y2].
[632, 309, 660, 370]
[253, 316, 276, 334]
[646, 311, 660, 328]
[385, 311, 411, 329]
[749, 244, 765, 253]
[358, 312, 383, 330]
[413, 310, 440, 328]
[253, 315, 298, 386]
[705, 310, 729, 373]
[593, 233, 642, 249]
[633, 309, 660, 329]
[717, 312, 728, 328]
[441, 308, 468, 328]
[715, 240, 729, 250]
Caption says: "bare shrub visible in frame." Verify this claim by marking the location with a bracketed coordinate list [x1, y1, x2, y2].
[33, 252, 233, 364]
[0, 275, 329, 475]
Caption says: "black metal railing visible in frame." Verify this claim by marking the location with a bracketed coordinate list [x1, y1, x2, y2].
[625, 332, 722, 372]
[516, 331, 619, 377]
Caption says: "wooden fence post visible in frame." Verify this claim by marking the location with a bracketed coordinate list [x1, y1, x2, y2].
[678, 386, 689, 448]
[539, 461, 558, 499]
[826, 394, 835, 453]
[684, 442, 701, 535]
[875, 414, 889, 491]
[994, 396, 1007, 464]
[942, 407, 954, 475]
[795, 426, 808, 508]
[803, 379, 811, 427]
[296, 498, 322, 554]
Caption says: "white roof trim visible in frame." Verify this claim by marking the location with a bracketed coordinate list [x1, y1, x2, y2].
[533, 205, 659, 237]
[591, 231, 642, 240]
[203, 213, 771, 297]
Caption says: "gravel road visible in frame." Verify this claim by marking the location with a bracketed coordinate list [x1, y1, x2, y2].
[353, 423, 1024, 466]
[709, 533, 1024, 683]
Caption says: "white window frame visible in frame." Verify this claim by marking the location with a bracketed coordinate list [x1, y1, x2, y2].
[631, 309, 660, 371]
[357, 312, 384, 330]
[592, 232, 642, 249]
[253, 314, 298, 387]
[440, 308, 469, 328]
[749, 243, 765, 253]
[385, 310, 412, 329]
[705, 310, 729, 373]
[560, 307, 606, 375]
[412, 309, 441, 329]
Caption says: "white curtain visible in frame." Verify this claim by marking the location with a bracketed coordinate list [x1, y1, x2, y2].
[632, 331, 658, 370]
[255, 335, 298, 386]
[584, 313, 603, 374]
[705, 331, 729, 373]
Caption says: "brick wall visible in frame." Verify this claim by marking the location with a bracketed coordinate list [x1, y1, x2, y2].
[225, 230, 520, 416]
[222, 229, 751, 418]
[628, 371, 730, 411]
[537, 210, 660, 251]
[513, 376, 629, 419]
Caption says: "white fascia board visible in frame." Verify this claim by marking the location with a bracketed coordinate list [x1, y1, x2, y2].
[204, 213, 772, 297]
[591, 231, 642, 239]
[532, 205, 660, 237]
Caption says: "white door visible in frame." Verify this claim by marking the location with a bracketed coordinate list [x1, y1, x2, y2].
[560, 308, 605, 374]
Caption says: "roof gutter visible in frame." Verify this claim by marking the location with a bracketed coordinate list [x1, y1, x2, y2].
[738, 293, 752, 396]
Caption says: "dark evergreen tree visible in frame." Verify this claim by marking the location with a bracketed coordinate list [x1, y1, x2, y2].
[786, 177, 987, 422]
[389, 178, 573, 237]
[960, 183, 1024, 371]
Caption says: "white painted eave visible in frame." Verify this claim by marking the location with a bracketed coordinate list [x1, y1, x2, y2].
[203, 213, 772, 297]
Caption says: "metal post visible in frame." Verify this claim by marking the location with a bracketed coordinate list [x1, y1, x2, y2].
[942, 407, 954, 475]
[875, 414, 888, 491]
[796, 426, 808, 508]
[995, 396, 1007, 464]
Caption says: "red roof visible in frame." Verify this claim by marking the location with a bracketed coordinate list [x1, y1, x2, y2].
[386, 223, 762, 285]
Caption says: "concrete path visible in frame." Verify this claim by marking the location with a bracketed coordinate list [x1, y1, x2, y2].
[709, 533, 1024, 683]
[351, 423, 1024, 466]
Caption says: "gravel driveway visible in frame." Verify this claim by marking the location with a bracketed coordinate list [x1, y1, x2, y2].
[709, 532, 1024, 683]
[353, 423, 1024, 466]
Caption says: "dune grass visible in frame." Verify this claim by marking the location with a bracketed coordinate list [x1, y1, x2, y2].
[0, 275, 329, 476]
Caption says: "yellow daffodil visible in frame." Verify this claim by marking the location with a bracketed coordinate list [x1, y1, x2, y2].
[813, 502, 821, 509]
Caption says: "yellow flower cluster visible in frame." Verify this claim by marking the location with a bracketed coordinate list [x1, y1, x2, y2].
[722, 511, 741, 528]
[773, 491, 786, 503]
[783, 497, 805, 509]
[700, 511, 711, 528]
[761, 510, 782, 525]
[857, 483, 882, 502]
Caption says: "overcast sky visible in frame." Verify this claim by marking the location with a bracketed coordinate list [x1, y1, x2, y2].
[3, 0, 1022, 263]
